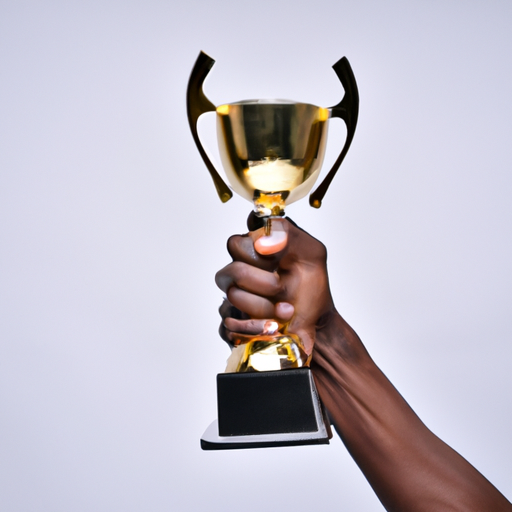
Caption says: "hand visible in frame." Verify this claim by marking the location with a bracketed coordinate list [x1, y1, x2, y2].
[215, 214, 336, 355]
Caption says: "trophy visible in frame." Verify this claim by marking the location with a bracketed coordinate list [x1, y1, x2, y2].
[187, 51, 358, 450]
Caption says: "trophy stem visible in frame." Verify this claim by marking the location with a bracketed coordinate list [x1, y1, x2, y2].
[264, 217, 272, 237]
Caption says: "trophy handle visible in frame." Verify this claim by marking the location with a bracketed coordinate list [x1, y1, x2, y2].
[309, 57, 359, 208]
[187, 51, 233, 203]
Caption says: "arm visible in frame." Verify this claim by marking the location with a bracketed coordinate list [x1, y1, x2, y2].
[216, 216, 511, 512]
[313, 312, 511, 511]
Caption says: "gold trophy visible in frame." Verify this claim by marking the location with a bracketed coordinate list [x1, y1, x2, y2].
[187, 51, 358, 449]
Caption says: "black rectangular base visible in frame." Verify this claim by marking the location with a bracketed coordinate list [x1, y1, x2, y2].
[201, 368, 331, 451]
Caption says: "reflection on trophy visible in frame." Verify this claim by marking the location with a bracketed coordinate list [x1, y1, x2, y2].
[187, 51, 358, 450]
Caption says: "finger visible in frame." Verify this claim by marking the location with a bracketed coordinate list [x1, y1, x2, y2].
[218, 321, 233, 345]
[226, 234, 279, 271]
[253, 219, 288, 255]
[224, 317, 269, 335]
[215, 261, 280, 296]
[226, 287, 275, 318]
[222, 301, 294, 334]
[218, 299, 248, 346]
[219, 298, 247, 321]
[275, 301, 294, 321]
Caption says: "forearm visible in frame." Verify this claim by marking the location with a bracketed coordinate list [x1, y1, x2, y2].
[312, 311, 511, 512]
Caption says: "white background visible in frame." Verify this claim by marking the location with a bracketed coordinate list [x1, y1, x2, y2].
[1, 1, 511, 510]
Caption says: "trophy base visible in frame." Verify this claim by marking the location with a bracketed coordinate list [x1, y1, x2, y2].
[200, 368, 331, 450]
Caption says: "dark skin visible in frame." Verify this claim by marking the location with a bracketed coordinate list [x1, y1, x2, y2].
[216, 214, 512, 512]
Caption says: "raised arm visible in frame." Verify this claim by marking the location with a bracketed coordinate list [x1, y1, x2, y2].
[216, 215, 511, 512]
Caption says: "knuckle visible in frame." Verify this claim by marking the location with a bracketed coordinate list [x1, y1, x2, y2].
[310, 238, 328, 263]
[227, 234, 241, 257]
[231, 260, 245, 277]
[226, 286, 235, 301]
[230, 261, 248, 286]
[248, 319, 260, 331]
[270, 272, 282, 295]
[218, 323, 233, 345]
[318, 241, 327, 262]
[218, 298, 230, 317]
[214, 262, 231, 287]
[226, 286, 240, 306]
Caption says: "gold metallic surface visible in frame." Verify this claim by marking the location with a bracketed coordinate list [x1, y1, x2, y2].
[216, 100, 329, 213]
[225, 333, 311, 373]
[263, 216, 272, 237]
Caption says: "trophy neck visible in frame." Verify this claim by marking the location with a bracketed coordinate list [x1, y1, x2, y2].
[253, 190, 288, 217]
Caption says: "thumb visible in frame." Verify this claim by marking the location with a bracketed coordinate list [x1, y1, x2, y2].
[253, 218, 288, 255]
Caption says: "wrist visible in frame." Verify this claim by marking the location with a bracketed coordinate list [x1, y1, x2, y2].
[314, 308, 372, 367]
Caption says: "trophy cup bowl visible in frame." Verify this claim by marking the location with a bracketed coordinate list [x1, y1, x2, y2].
[216, 100, 329, 217]
[187, 51, 359, 450]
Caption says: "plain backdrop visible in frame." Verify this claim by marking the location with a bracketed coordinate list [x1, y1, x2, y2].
[1, 1, 511, 510]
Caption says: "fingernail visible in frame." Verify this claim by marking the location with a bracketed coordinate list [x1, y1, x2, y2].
[254, 231, 287, 255]
[262, 320, 279, 335]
